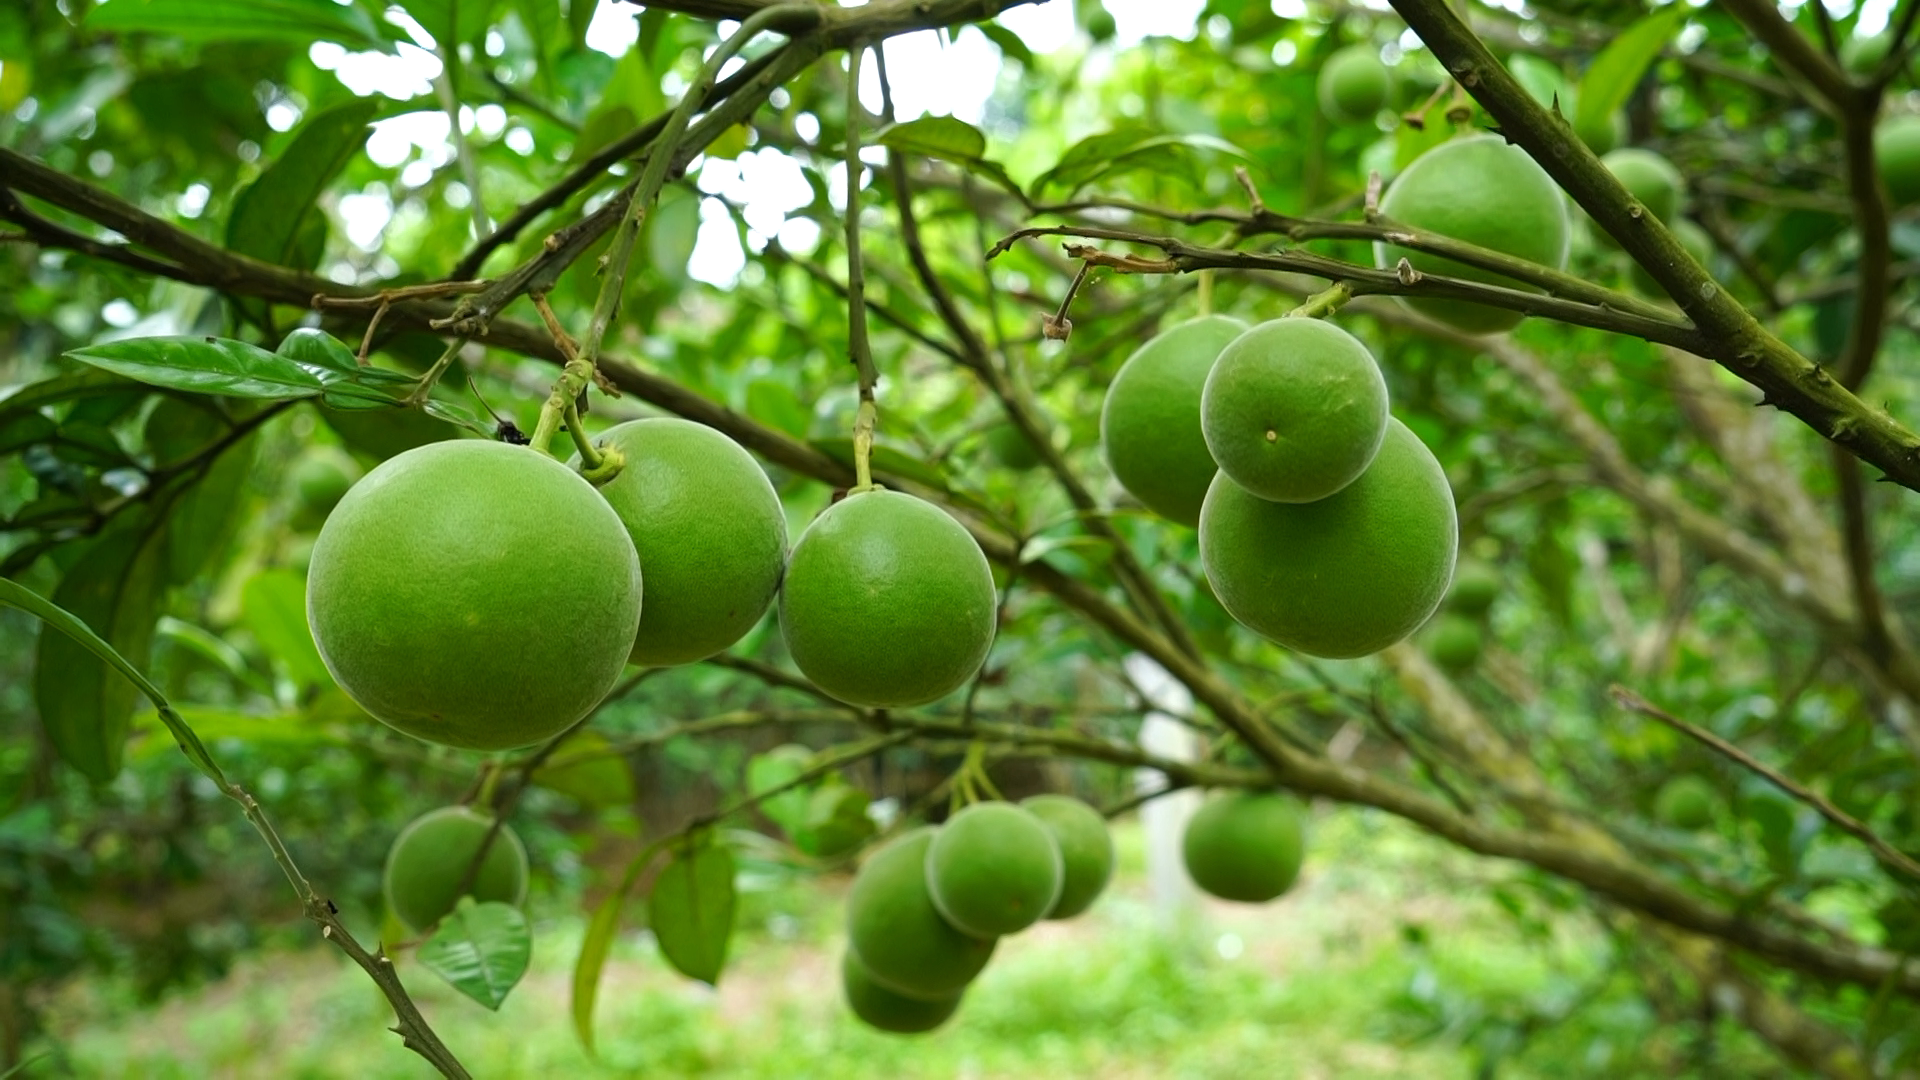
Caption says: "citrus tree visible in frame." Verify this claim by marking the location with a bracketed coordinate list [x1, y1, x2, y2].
[4, 0, 1920, 1076]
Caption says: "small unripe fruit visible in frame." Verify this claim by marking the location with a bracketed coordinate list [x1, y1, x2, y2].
[307, 440, 642, 751]
[1021, 794, 1114, 919]
[1425, 613, 1483, 673]
[926, 803, 1064, 938]
[1101, 316, 1250, 527]
[1654, 775, 1717, 830]
[1842, 33, 1891, 76]
[846, 828, 997, 1000]
[1182, 792, 1305, 903]
[842, 951, 961, 1034]
[1876, 115, 1920, 207]
[1200, 318, 1389, 504]
[1375, 135, 1571, 335]
[383, 806, 528, 935]
[1318, 45, 1394, 124]
[779, 489, 996, 709]
[1597, 148, 1683, 246]
[1447, 561, 1500, 618]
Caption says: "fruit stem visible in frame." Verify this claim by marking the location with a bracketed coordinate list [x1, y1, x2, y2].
[1285, 282, 1353, 320]
[844, 42, 881, 494]
[1196, 268, 1214, 315]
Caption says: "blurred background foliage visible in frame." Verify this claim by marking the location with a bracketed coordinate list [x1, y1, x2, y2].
[4, 0, 1920, 1076]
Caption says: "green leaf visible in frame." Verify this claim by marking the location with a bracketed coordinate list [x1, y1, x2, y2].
[320, 401, 466, 459]
[533, 732, 636, 808]
[32, 518, 169, 781]
[242, 568, 332, 691]
[875, 116, 1024, 202]
[969, 22, 1034, 68]
[277, 328, 363, 374]
[65, 337, 327, 400]
[0, 413, 56, 456]
[573, 849, 651, 1054]
[747, 744, 813, 837]
[87, 0, 399, 51]
[229, 98, 381, 270]
[418, 898, 532, 1011]
[401, 0, 504, 49]
[566, 0, 594, 50]
[648, 185, 701, 282]
[0, 370, 136, 426]
[794, 782, 874, 859]
[810, 437, 949, 493]
[649, 838, 736, 985]
[1029, 127, 1248, 198]
[1574, 6, 1686, 137]
[144, 397, 260, 584]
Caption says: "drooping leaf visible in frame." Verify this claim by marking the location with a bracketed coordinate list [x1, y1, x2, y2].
[573, 849, 652, 1054]
[228, 98, 381, 270]
[968, 22, 1033, 67]
[1574, 6, 1687, 138]
[32, 517, 170, 781]
[649, 838, 736, 985]
[0, 370, 136, 426]
[875, 116, 1024, 202]
[242, 568, 332, 691]
[144, 398, 260, 584]
[1029, 127, 1248, 198]
[87, 0, 399, 51]
[418, 898, 533, 1011]
[566, 0, 595, 50]
[65, 337, 327, 399]
[793, 781, 875, 859]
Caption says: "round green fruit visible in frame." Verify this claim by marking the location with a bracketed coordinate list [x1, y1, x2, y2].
[982, 421, 1043, 471]
[1654, 775, 1717, 830]
[1200, 418, 1457, 659]
[1200, 318, 1389, 504]
[846, 828, 997, 1000]
[1182, 792, 1305, 903]
[1100, 315, 1250, 526]
[1629, 220, 1715, 298]
[307, 440, 642, 750]
[926, 802, 1064, 938]
[1375, 135, 1570, 335]
[289, 449, 359, 525]
[586, 418, 786, 667]
[1425, 614, 1483, 673]
[1842, 33, 1890, 75]
[383, 806, 529, 935]
[1318, 44, 1394, 124]
[1576, 111, 1627, 156]
[842, 950, 961, 1034]
[779, 489, 997, 708]
[1446, 560, 1500, 617]
[1020, 794, 1114, 919]
[1597, 148, 1683, 246]
[1876, 115, 1920, 207]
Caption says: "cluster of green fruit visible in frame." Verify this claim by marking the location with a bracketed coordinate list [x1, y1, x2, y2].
[303, 417, 998, 753]
[1103, 312, 1457, 658]
[843, 796, 1113, 1034]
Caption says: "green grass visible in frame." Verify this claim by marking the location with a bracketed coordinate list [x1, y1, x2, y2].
[34, 810, 1782, 1079]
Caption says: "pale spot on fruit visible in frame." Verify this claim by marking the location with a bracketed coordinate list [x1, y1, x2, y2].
[1265, 429, 1278, 443]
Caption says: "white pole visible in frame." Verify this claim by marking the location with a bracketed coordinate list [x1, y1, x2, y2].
[1126, 653, 1202, 931]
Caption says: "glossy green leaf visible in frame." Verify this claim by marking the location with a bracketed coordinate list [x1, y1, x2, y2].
[229, 98, 381, 270]
[65, 337, 326, 399]
[418, 898, 532, 1011]
[970, 22, 1033, 67]
[572, 848, 652, 1054]
[401, 0, 504, 49]
[87, 0, 398, 51]
[0, 370, 136, 426]
[276, 327, 362, 374]
[1030, 127, 1247, 197]
[1574, 7, 1686, 137]
[875, 116, 1024, 201]
[649, 838, 735, 986]
[744, 379, 811, 440]
[242, 568, 332, 691]
[32, 519, 170, 781]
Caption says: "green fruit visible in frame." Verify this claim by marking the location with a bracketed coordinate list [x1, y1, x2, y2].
[1425, 613, 1483, 673]
[1182, 792, 1305, 903]
[1842, 33, 1890, 76]
[383, 806, 529, 935]
[1200, 419, 1457, 659]
[307, 440, 642, 750]
[846, 828, 997, 999]
[1318, 44, 1394, 124]
[842, 951, 961, 1034]
[1446, 560, 1500, 617]
[780, 489, 996, 708]
[1100, 315, 1249, 526]
[926, 803, 1063, 938]
[1200, 318, 1389, 504]
[1598, 148, 1683, 244]
[1654, 775, 1717, 830]
[1629, 220, 1715, 298]
[1508, 54, 1568, 110]
[1020, 794, 1114, 919]
[289, 450, 359, 524]
[1375, 135, 1570, 334]
[982, 421, 1043, 471]
[587, 418, 786, 667]
[1576, 111, 1627, 156]
[1876, 115, 1920, 207]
